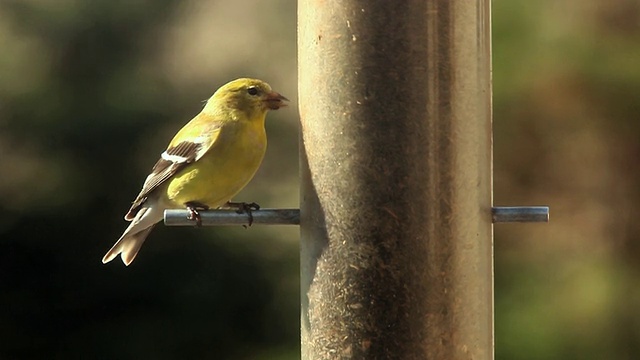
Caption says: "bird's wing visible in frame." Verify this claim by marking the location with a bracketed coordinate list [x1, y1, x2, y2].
[124, 120, 223, 220]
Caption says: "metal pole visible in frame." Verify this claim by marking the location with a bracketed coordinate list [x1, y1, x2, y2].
[164, 209, 300, 226]
[163, 206, 548, 226]
[299, 1, 493, 359]
[492, 206, 549, 223]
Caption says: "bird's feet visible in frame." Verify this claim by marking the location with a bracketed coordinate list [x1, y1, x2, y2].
[226, 201, 260, 227]
[185, 201, 210, 227]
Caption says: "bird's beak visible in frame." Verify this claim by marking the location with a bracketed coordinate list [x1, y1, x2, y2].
[264, 91, 289, 110]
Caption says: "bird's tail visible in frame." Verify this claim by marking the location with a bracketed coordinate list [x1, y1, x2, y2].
[102, 206, 162, 266]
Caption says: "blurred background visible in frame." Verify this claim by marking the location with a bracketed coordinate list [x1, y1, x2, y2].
[0, 0, 638, 359]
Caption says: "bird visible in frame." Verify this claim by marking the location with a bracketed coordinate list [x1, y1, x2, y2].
[102, 78, 288, 266]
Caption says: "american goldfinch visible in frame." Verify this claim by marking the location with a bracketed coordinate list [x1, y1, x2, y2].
[102, 78, 288, 266]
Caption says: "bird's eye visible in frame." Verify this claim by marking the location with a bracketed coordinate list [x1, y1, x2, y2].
[247, 87, 259, 96]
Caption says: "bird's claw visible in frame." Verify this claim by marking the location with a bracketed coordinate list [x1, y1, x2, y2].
[226, 201, 260, 228]
[185, 201, 210, 227]
[187, 208, 202, 227]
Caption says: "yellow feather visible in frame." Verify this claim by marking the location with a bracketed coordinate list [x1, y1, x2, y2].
[103, 78, 287, 266]
[166, 115, 267, 207]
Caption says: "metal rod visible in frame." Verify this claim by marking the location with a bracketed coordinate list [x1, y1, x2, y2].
[299, 1, 493, 358]
[164, 207, 549, 226]
[492, 206, 549, 223]
[163, 209, 300, 226]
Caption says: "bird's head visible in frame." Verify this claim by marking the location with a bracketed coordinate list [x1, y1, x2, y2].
[206, 78, 288, 119]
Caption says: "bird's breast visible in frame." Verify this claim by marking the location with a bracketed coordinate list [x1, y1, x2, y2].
[166, 122, 267, 207]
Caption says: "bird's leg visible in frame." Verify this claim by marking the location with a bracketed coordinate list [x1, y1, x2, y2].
[184, 201, 210, 227]
[225, 201, 260, 227]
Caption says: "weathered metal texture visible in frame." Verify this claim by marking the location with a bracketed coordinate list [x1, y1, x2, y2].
[299, 0, 493, 359]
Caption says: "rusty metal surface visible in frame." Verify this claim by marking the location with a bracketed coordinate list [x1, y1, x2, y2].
[299, 1, 493, 359]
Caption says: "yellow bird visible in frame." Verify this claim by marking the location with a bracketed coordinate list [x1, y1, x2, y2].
[102, 78, 288, 266]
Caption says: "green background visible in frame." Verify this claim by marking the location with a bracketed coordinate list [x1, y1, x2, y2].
[1, 1, 638, 359]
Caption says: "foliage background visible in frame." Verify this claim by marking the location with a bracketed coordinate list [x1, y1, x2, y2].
[0, 0, 638, 359]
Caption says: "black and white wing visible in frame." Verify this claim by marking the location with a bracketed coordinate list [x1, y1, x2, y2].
[124, 122, 222, 220]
